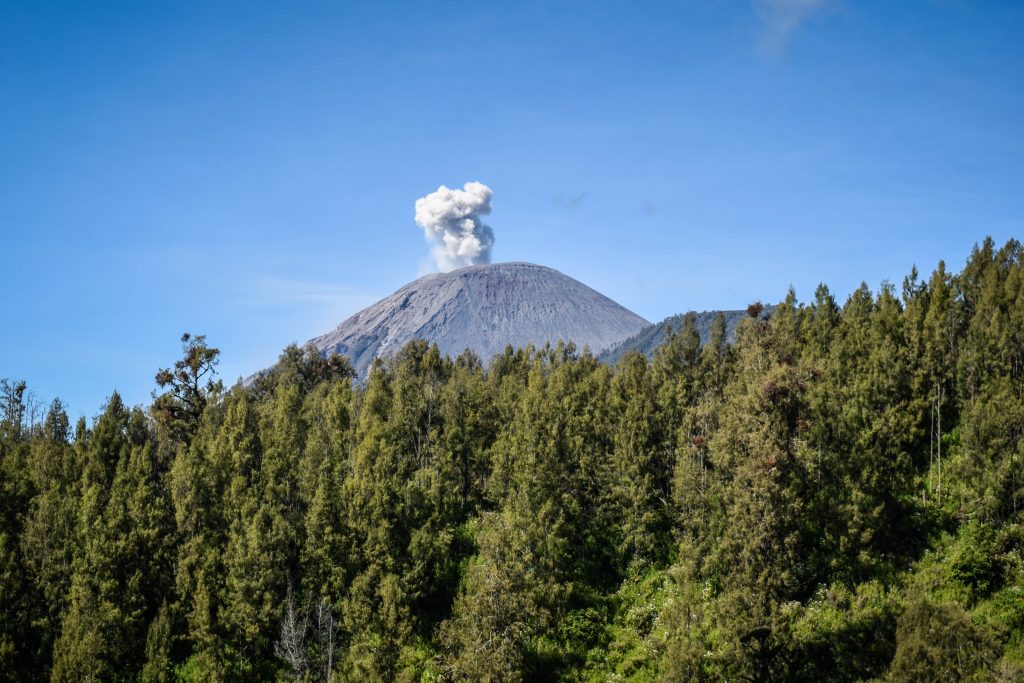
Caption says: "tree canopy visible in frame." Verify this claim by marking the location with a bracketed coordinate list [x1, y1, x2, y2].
[2, 239, 1024, 681]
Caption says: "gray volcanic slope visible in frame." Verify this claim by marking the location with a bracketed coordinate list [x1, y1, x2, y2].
[309, 262, 650, 377]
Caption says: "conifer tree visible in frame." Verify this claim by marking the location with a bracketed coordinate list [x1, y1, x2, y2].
[611, 351, 669, 565]
[153, 333, 222, 446]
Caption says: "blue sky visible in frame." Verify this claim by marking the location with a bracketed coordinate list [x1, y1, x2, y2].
[2, 0, 1022, 417]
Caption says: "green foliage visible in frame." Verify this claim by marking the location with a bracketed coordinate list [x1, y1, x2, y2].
[142, 601, 172, 683]
[888, 598, 996, 682]
[152, 333, 223, 446]
[3, 239, 1024, 680]
[441, 502, 566, 682]
[785, 581, 898, 681]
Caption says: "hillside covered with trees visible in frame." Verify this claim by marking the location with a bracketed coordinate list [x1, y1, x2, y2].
[2, 237, 1024, 681]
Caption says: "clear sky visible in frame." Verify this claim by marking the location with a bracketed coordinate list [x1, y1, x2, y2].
[2, 0, 1022, 417]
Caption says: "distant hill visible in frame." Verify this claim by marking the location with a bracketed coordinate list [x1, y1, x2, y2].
[598, 305, 775, 365]
[307, 262, 650, 377]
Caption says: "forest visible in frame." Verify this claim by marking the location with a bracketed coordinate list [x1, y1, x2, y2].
[2, 237, 1024, 682]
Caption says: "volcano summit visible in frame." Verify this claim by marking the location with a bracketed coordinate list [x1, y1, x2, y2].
[307, 262, 649, 377]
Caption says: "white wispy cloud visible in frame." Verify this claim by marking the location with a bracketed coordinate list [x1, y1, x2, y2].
[242, 277, 378, 308]
[754, 0, 830, 55]
[552, 193, 587, 210]
[235, 276, 381, 336]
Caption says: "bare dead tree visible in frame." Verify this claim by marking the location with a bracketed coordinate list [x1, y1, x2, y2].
[0, 378, 27, 441]
[315, 598, 338, 682]
[25, 388, 43, 436]
[275, 585, 340, 682]
[274, 584, 309, 680]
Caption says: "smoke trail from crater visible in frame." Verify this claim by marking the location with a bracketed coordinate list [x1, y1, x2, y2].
[414, 181, 494, 272]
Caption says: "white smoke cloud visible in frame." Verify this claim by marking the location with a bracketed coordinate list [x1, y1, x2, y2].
[414, 181, 495, 272]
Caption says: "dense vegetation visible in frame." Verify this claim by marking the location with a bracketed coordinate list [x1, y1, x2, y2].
[3, 238, 1024, 681]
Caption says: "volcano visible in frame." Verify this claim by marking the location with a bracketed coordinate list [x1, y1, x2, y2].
[307, 262, 649, 377]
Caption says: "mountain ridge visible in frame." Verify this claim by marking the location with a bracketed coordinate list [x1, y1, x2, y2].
[598, 304, 777, 365]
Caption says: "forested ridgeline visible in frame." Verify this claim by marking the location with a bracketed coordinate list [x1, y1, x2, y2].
[3, 237, 1024, 681]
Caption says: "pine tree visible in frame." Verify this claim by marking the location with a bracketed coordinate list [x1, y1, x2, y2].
[441, 500, 566, 682]
[704, 303, 818, 679]
[142, 601, 173, 683]
[611, 351, 670, 565]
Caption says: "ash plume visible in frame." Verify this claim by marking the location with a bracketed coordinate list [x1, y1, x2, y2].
[414, 181, 495, 272]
